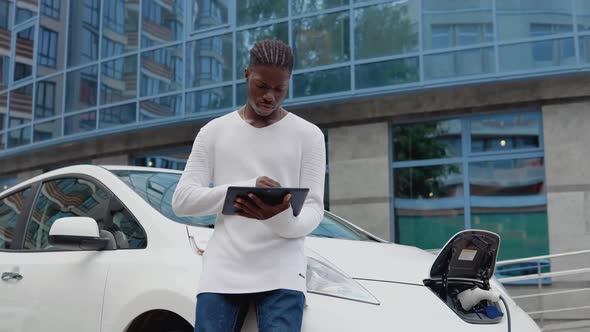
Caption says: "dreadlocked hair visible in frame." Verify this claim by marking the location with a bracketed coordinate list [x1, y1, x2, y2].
[249, 39, 294, 73]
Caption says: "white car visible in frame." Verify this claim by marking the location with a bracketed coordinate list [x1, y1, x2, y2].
[0, 165, 540, 332]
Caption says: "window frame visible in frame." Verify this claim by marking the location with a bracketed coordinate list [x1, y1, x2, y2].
[10, 173, 146, 252]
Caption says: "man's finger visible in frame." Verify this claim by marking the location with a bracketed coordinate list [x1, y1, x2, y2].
[235, 200, 262, 219]
[247, 194, 267, 208]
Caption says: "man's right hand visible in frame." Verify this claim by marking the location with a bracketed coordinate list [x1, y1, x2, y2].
[256, 176, 281, 188]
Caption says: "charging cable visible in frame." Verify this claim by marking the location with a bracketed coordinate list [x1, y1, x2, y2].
[499, 295, 512, 332]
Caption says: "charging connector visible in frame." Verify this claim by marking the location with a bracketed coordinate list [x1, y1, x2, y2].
[457, 286, 501, 311]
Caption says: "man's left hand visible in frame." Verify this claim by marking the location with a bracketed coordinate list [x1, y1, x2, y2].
[234, 193, 291, 220]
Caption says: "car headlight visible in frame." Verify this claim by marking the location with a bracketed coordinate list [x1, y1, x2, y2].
[306, 255, 380, 305]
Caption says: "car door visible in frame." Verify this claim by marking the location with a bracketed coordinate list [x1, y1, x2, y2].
[0, 186, 34, 331]
[4, 177, 115, 332]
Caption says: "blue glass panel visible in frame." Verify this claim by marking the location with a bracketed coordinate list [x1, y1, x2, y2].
[99, 102, 136, 129]
[64, 110, 96, 135]
[236, 23, 288, 73]
[193, 0, 229, 31]
[293, 11, 349, 69]
[101, 55, 137, 105]
[15, 0, 36, 24]
[0, 131, 4, 150]
[35, 75, 63, 119]
[580, 35, 590, 64]
[66, 65, 98, 113]
[355, 1, 418, 59]
[186, 85, 232, 114]
[7, 125, 31, 148]
[0, 93, 5, 130]
[470, 112, 541, 153]
[9, 84, 33, 128]
[497, 0, 573, 42]
[577, 0, 590, 31]
[237, 0, 287, 26]
[499, 38, 575, 72]
[470, 157, 548, 260]
[14, 26, 34, 82]
[38, 14, 66, 78]
[68, 0, 100, 67]
[355, 57, 419, 89]
[141, 0, 184, 48]
[424, 47, 494, 80]
[34, 118, 61, 142]
[102, 0, 138, 57]
[423, 0, 492, 50]
[293, 67, 350, 98]
[186, 34, 232, 88]
[140, 94, 183, 122]
[140, 44, 183, 97]
[394, 119, 462, 161]
[293, 0, 347, 15]
[236, 82, 247, 106]
[394, 164, 465, 249]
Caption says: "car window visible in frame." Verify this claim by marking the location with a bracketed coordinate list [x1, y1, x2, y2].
[0, 188, 31, 250]
[106, 196, 147, 249]
[112, 170, 377, 241]
[23, 178, 111, 250]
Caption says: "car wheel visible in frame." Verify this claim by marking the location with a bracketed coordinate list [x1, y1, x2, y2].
[127, 310, 193, 332]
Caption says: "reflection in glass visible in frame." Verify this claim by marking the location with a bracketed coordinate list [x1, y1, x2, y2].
[499, 38, 575, 72]
[186, 34, 232, 88]
[496, 0, 572, 42]
[0, 0, 9, 90]
[101, 55, 137, 105]
[14, 26, 34, 82]
[471, 112, 541, 153]
[394, 119, 461, 161]
[68, 0, 100, 67]
[9, 84, 33, 127]
[470, 158, 548, 259]
[293, 11, 349, 69]
[355, 1, 418, 59]
[0, 188, 30, 249]
[237, 0, 287, 26]
[65, 110, 96, 135]
[424, 47, 494, 80]
[141, 0, 184, 48]
[577, 0, 590, 31]
[7, 126, 31, 148]
[34, 118, 61, 142]
[140, 94, 182, 121]
[66, 65, 97, 112]
[356, 57, 419, 89]
[193, 0, 229, 31]
[0, 132, 4, 150]
[38, 2, 66, 78]
[15, 0, 37, 25]
[35, 76, 63, 119]
[236, 23, 288, 73]
[140, 44, 183, 97]
[292, 0, 346, 15]
[0, 92, 6, 130]
[24, 178, 109, 250]
[394, 164, 464, 249]
[102, 0, 139, 58]
[99, 102, 136, 129]
[423, 0, 492, 50]
[186, 85, 232, 114]
[580, 36, 590, 64]
[236, 81, 247, 105]
[293, 67, 350, 98]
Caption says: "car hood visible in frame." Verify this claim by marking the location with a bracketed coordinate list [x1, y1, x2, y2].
[305, 237, 436, 285]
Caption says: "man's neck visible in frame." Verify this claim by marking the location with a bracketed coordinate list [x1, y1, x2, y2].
[241, 105, 287, 128]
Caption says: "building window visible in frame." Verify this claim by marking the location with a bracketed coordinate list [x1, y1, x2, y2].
[82, 0, 100, 27]
[0, 1, 9, 29]
[392, 111, 548, 260]
[103, 0, 124, 33]
[36, 81, 56, 118]
[38, 27, 58, 68]
[41, 0, 60, 19]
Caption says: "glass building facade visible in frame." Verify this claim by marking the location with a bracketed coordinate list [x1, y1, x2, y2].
[0, 0, 576, 259]
[0, 0, 589, 154]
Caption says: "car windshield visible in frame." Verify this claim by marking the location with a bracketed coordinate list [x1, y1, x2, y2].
[111, 170, 376, 242]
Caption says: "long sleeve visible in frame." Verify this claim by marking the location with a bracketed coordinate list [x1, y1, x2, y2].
[172, 124, 255, 217]
[259, 132, 326, 238]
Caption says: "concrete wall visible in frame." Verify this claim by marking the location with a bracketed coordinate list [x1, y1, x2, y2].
[327, 122, 392, 241]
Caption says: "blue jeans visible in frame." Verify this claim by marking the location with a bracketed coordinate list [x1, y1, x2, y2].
[195, 289, 305, 332]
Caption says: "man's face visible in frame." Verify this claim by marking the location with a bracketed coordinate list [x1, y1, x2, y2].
[245, 65, 290, 117]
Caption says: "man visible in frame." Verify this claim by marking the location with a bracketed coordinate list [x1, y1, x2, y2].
[172, 40, 326, 332]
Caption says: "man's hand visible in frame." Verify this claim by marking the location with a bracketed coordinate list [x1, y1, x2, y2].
[234, 176, 290, 219]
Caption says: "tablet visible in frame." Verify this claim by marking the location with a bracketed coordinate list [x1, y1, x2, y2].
[222, 187, 309, 217]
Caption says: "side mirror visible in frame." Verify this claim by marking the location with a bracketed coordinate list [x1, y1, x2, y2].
[48, 217, 112, 250]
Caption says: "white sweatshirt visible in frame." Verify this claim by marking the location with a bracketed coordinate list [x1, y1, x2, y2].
[172, 110, 326, 294]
